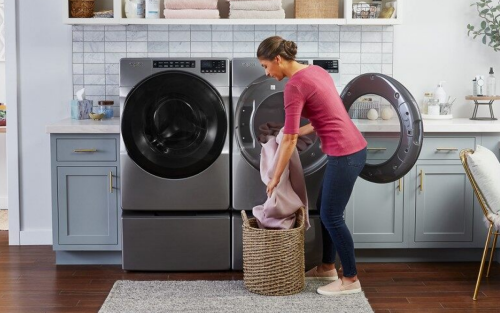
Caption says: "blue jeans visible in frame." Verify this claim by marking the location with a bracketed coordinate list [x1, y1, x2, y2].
[316, 147, 367, 278]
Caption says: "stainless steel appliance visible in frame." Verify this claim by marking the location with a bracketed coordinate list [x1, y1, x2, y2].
[120, 58, 231, 271]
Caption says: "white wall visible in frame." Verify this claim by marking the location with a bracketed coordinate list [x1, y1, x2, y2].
[394, 0, 500, 118]
[12, 0, 500, 244]
[16, 0, 72, 243]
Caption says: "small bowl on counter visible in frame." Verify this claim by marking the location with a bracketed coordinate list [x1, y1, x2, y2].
[89, 112, 105, 121]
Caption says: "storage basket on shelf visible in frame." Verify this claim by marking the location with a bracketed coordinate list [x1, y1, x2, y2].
[294, 0, 339, 19]
[352, 2, 381, 19]
[241, 207, 306, 296]
[70, 0, 95, 18]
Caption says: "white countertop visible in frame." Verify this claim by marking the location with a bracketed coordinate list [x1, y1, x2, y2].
[46, 118, 120, 133]
[46, 117, 500, 134]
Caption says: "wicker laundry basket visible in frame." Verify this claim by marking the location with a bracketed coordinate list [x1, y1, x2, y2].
[241, 207, 306, 296]
[295, 0, 339, 19]
[70, 0, 95, 18]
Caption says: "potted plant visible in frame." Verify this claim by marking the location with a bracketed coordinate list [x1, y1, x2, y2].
[467, 0, 500, 51]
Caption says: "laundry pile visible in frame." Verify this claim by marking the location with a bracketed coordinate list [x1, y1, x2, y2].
[258, 122, 313, 152]
[164, 0, 220, 19]
[228, 0, 285, 19]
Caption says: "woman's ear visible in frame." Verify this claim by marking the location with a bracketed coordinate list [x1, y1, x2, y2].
[275, 55, 282, 65]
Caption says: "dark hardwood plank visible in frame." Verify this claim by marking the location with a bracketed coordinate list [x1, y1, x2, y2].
[1, 231, 500, 313]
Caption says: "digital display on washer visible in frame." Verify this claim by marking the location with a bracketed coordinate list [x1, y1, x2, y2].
[153, 60, 195, 68]
[297, 60, 309, 65]
[313, 60, 339, 73]
[201, 60, 226, 73]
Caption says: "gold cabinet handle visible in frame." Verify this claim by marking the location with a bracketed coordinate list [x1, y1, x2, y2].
[436, 148, 458, 151]
[74, 149, 97, 153]
[109, 171, 113, 193]
[419, 170, 424, 191]
[367, 147, 387, 151]
[398, 178, 403, 192]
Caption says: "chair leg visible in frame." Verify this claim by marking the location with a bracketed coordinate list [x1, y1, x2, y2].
[486, 232, 498, 278]
[474, 224, 494, 300]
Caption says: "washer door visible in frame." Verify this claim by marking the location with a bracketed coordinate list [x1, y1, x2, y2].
[235, 76, 326, 175]
[341, 73, 423, 183]
[121, 71, 227, 179]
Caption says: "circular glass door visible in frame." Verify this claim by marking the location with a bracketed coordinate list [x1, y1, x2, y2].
[341, 73, 423, 183]
[121, 71, 227, 179]
[235, 76, 326, 175]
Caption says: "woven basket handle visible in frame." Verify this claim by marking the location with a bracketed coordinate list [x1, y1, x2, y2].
[241, 210, 249, 226]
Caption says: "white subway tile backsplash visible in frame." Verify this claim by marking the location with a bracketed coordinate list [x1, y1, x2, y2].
[84, 42, 105, 53]
[148, 42, 169, 53]
[127, 42, 148, 53]
[72, 25, 394, 117]
[84, 64, 105, 74]
[148, 31, 169, 41]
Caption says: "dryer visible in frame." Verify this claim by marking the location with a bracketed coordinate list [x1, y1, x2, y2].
[120, 58, 231, 271]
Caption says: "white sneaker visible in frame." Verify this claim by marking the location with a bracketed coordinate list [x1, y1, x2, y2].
[317, 279, 362, 296]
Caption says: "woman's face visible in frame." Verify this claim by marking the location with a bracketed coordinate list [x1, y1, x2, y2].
[259, 56, 285, 81]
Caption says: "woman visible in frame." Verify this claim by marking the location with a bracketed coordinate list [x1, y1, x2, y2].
[257, 36, 367, 296]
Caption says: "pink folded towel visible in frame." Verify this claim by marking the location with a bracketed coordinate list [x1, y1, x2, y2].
[163, 9, 220, 19]
[230, 0, 282, 11]
[252, 128, 310, 230]
[229, 9, 285, 19]
[164, 0, 218, 10]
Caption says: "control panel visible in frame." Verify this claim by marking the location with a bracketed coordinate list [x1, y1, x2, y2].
[201, 60, 226, 73]
[153, 60, 195, 68]
[313, 60, 339, 73]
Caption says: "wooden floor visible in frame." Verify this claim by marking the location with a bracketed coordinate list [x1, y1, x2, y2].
[1, 231, 500, 313]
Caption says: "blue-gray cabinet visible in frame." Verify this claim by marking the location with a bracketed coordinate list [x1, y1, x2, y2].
[51, 134, 121, 253]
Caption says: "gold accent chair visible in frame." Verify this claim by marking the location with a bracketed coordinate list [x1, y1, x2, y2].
[460, 148, 500, 300]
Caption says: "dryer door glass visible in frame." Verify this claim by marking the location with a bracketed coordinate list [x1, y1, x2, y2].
[235, 76, 326, 175]
[341, 74, 423, 183]
[121, 71, 227, 179]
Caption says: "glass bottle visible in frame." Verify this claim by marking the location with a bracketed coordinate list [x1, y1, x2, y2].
[97, 101, 114, 119]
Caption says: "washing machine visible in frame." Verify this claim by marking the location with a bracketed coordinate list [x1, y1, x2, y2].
[119, 58, 231, 271]
[230, 58, 423, 270]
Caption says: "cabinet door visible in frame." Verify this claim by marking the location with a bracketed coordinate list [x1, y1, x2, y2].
[345, 177, 404, 243]
[415, 165, 473, 242]
[57, 167, 118, 245]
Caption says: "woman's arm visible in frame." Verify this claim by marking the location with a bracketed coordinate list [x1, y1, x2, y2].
[266, 133, 299, 197]
[299, 123, 315, 137]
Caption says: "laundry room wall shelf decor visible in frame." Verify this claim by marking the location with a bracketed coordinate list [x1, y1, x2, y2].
[63, 0, 403, 25]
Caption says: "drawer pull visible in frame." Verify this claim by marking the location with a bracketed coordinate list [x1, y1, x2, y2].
[74, 149, 97, 153]
[109, 171, 113, 194]
[398, 178, 403, 192]
[367, 147, 387, 151]
[435, 148, 458, 151]
[419, 170, 424, 192]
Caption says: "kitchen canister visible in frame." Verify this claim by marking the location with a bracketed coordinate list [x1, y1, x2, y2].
[125, 0, 145, 18]
[97, 101, 114, 119]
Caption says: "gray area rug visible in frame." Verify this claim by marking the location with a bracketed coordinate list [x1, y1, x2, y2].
[0, 210, 7, 231]
[99, 280, 373, 313]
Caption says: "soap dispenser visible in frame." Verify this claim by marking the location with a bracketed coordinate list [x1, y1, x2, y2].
[488, 67, 496, 96]
[435, 81, 447, 104]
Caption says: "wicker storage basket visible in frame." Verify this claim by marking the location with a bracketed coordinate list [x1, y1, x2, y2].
[70, 0, 95, 18]
[295, 0, 339, 19]
[241, 207, 305, 296]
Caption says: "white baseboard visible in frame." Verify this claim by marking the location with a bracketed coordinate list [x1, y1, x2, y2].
[0, 196, 7, 210]
[19, 230, 52, 245]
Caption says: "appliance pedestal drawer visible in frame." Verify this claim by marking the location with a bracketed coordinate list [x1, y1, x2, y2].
[122, 212, 230, 271]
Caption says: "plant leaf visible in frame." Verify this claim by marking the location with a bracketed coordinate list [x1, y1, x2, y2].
[482, 21, 487, 29]
[483, 35, 487, 44]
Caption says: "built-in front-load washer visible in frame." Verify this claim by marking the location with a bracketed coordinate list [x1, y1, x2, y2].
[119, 58, 231, 271]
[230, 58, 423, 270]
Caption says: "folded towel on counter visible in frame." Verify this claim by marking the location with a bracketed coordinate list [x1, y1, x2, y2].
[230, 0, 282, 11]
[253, 128, 310, 230]
[258, 122, 313, 152]
[164, 0, 218, 10]
[229, 9, 285, 19]
[163, 9, 220, 19]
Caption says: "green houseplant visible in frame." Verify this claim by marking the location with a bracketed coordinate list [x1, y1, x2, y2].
[467, 0, 500, 51]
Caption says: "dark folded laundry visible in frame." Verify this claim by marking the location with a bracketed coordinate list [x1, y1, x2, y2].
[258, 122, 313, 152]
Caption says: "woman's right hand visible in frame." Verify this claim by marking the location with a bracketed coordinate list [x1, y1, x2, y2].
[299, 123, 315, 137]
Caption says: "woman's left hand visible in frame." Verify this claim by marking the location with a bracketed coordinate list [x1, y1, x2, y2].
[266, 177, 280, 197]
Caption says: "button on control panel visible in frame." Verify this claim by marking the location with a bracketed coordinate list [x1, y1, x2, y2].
[313, 60, 339, 73]
[153, 60, 196, 68]
[201, 60, 226, 73]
